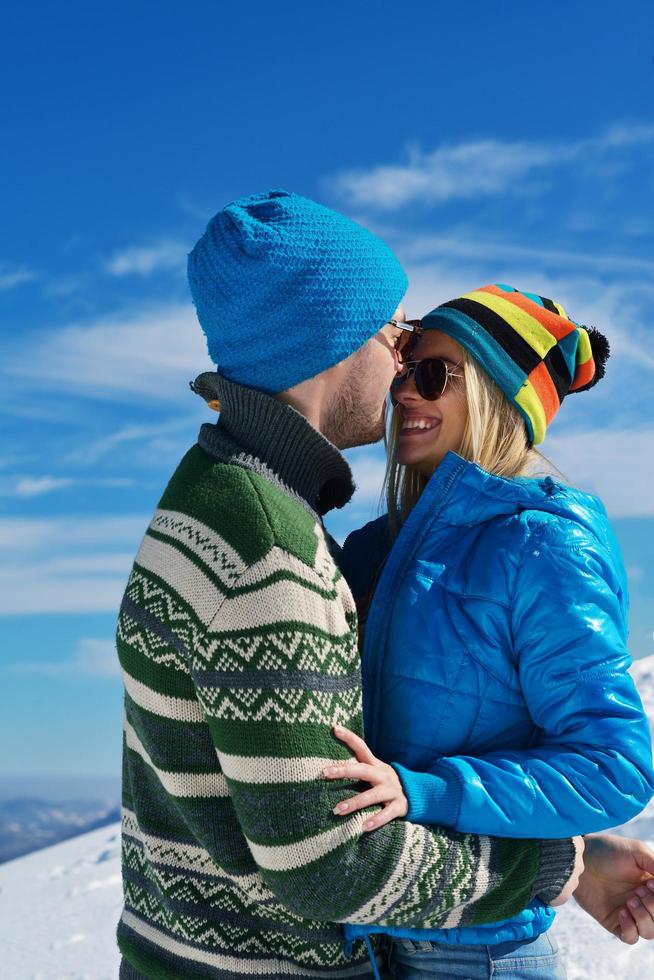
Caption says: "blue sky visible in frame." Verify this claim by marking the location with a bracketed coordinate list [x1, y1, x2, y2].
[2, 1, 654, 781]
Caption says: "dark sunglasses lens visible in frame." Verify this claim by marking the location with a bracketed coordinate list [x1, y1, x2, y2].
[396, 332, 415, 358]
[415, 359, 448, 400]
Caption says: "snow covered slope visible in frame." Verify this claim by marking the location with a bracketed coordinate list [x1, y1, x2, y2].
[1, 822, 122, 979]
[552, 654, 654, 978]
[2, 656, 654, 979]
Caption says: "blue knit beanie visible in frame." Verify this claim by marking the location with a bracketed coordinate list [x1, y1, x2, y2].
[187, 189, 408, 392]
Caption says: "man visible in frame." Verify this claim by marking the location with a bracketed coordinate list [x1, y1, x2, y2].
[116, 190, 653, 979]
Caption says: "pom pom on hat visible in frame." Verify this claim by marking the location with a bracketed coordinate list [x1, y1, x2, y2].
[569, 326, 610, 392]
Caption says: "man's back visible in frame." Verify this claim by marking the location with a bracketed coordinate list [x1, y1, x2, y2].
[117, 443, 372, 977]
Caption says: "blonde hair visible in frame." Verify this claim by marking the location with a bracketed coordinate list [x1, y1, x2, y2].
[384, 350, 549, 538]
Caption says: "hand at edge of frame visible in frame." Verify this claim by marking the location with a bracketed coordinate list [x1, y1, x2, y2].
[573, 832, 654, 944]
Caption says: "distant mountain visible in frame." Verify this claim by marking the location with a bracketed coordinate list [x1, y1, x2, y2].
[0, 796, 120, 863]
[0, 773, 120, 803]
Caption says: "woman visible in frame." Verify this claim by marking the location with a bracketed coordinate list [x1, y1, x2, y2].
[327, 285, 654, 979]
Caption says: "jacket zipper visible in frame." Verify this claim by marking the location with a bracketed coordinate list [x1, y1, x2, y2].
[362, 455, 466, 749]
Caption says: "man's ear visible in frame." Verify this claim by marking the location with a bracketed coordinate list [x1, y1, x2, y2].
[207, 399, 221, 412]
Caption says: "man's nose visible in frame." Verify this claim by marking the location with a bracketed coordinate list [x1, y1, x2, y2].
[392, 342, 409, 372]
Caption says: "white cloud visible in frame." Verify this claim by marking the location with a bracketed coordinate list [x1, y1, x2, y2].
[0, 476, 136, 498]
[0, 515, 146, 552]
[9, 637, 121, 678]
[0, 570, 128, 616]
[329, 123, 654, 210]
[3, 303, 213, 403]
[64, 418, 197, 466]
[545, 428, 654, 518]
[73, 637, 121, 676]
[0, 515, 145, 615]
[46, 274, 84, 296]
[0, 264, 37, 290]
[12, 476, 75, 497]
[36, 553, 135, 575]
[598, 121, 654, 149]
[104, 241, 187, 277]
[396, 232, 654, 278]
[0, 453, 35, 471]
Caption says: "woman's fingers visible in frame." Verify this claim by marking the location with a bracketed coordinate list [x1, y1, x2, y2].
[324, 761, 377, 782]
[332, 725, 377, 764]
[333, 786, 394, 816]
[363, 801, 404, 832]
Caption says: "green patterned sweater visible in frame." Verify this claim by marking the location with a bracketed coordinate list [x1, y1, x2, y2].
[116, 376, 575, 979]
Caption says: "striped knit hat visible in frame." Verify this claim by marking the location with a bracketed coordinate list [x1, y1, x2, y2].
[421, 283, 610, 445]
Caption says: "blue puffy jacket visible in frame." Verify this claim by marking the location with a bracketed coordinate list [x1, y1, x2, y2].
[340, 451, 654, 948]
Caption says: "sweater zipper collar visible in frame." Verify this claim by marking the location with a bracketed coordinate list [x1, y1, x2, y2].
[192, 372, 356, 518]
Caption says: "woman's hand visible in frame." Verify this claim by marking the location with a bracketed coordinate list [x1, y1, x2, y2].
[550, 835, 585, 907]
[323, 725, 408, 831]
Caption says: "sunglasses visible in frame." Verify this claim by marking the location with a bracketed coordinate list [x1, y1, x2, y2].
[389, 318, 423, 357]
[390, 356, 464, 405]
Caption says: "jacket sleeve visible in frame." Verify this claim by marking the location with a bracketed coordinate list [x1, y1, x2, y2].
[193, 539, 575, 926]
[393, 519, 654, 838]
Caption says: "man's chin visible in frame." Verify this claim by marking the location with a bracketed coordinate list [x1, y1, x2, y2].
[338, 420, 386, 451]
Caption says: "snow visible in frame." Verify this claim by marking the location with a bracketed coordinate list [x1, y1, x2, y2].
[2, 657, 654, 979]
[0, 824, 123, 980]
[551, 655, 654, 978]
[553, 796, 654, 979]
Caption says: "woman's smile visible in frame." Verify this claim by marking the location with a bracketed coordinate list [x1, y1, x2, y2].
[393, 330, 468, 474]
[400, 413, 442, 434]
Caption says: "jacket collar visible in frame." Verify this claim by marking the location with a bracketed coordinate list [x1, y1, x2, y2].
[192, 372, 356, 518]
[415, 451, 606, 532]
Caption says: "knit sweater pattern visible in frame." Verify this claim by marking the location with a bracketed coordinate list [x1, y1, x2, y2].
[116, 376, 575, 979]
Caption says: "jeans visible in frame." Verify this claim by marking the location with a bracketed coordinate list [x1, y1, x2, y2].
[388, 931, 566, 980]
